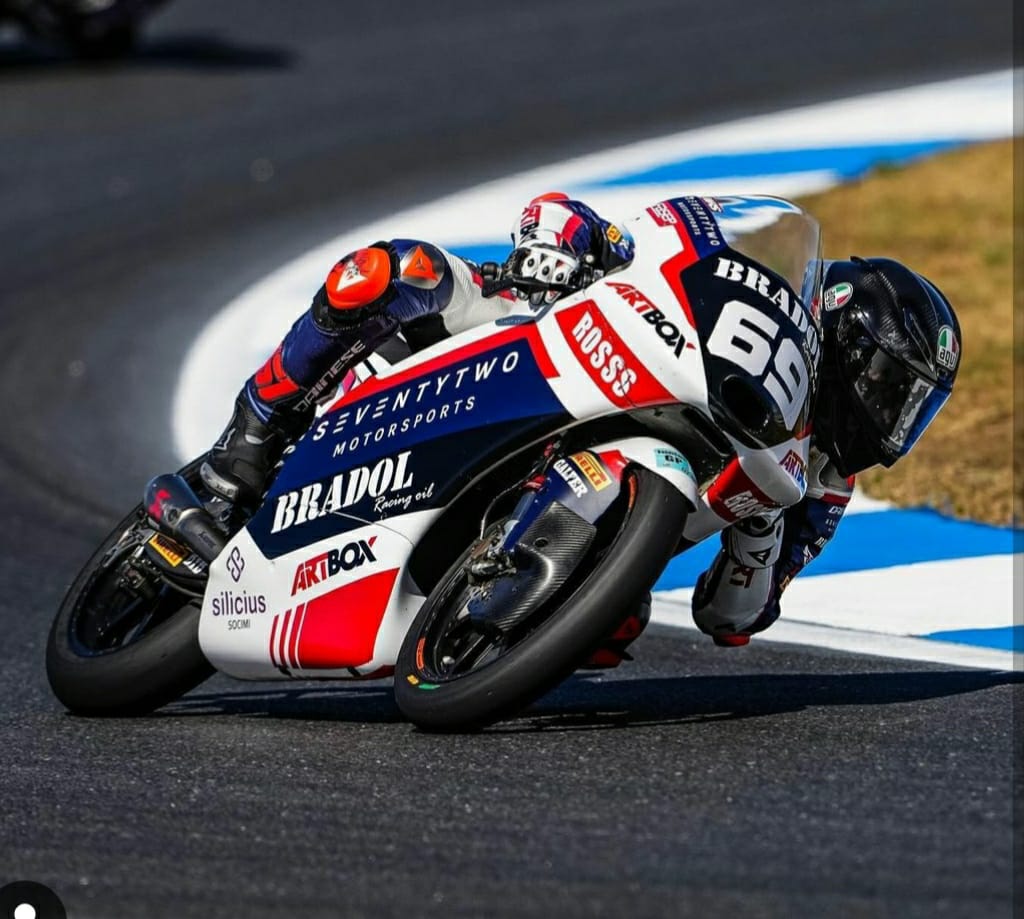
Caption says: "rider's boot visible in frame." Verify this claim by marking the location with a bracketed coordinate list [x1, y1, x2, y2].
[199, 387, 313, 511]
[692, 511, 785, 646]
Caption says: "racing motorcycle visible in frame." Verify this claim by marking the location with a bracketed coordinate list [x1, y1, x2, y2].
[46, 195, 822, 730]
[1, 0, 168, 57]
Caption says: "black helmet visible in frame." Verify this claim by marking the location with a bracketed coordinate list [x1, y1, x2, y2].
[813, 257, 960, 477]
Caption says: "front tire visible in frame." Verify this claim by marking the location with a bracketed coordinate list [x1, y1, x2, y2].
[394, 467, 688, 730]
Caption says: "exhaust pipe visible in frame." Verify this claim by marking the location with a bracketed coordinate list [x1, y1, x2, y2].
[144, 474, 227, 564]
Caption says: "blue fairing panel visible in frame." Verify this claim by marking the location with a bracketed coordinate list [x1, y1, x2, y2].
[247, 334, 567, 558]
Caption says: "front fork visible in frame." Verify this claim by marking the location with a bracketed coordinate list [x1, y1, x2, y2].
[465, 437, 699, 654]
[475, 443, 629, 568]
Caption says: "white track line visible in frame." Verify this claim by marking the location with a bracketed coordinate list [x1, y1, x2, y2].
[174, 69, 1013, 459]
[652, 596, 1017, 671]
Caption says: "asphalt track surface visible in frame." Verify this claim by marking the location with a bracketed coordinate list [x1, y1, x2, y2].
[0, 2, 1018, 916]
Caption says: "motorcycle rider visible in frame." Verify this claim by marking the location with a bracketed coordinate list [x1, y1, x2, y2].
[198, 193, 961, 649]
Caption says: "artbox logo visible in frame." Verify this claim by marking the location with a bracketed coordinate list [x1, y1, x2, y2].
[779, 449, 807, 490]
[292, 537, 378, 595]
[606, 280, 692, 357]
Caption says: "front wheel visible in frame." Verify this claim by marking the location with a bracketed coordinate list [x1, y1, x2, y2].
[394, 467, 688, 730]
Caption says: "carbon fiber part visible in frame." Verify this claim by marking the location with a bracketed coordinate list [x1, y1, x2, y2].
[467, 502, 596, 632]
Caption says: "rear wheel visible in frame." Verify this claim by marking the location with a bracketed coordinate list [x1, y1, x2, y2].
[46, 459, 215, 716]
[394, 467, 688, 730]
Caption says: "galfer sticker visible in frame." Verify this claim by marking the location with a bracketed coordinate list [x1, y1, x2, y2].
[936, 324, 959, 370]
[823, 282, 853, 311]
[553, 458, 589, 498]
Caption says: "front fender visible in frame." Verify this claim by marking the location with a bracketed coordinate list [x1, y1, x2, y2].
[589, 436, 699, 513]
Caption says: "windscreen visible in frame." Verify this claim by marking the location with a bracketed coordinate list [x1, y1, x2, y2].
[704, 195, 824, 313]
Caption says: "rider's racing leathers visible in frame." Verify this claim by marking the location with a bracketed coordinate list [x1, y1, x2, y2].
[205, 194, 851, 648]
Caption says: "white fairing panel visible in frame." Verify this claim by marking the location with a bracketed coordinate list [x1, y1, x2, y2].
[198, 521, 423, 680]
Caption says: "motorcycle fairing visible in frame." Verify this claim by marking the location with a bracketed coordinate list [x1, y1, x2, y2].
[248, 326, 570, 560]
[199, 195, 817, 681]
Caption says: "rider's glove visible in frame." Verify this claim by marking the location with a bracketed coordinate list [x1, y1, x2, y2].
[509, 195, 586, 307]
[507, 242, 581, 307]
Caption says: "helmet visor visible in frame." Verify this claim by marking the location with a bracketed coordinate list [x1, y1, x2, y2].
[850, 347, 950, 457]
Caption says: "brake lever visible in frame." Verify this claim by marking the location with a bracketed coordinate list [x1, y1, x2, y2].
[479, 261, 515, 298]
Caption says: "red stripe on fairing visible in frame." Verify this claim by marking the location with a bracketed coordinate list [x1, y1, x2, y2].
[293, 568, 400, 670]
[277, 609, 292, 668]
[705, 457, 780, 523]
[268, 615, 280, 666]
[292, 602, 310, 667]
[822, 490, 852, 507]
[658, 248, 700, 330]
[592, 449, 629, 479]
[324, 324, 559, 414]
[287, 602, 305, 669]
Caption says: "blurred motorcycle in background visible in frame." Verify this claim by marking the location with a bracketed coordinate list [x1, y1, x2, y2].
[1, 0, 168, 57]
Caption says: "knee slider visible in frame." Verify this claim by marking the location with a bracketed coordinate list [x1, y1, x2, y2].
[316, 242, 399, 326]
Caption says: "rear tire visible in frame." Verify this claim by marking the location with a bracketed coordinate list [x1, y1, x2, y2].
[394, 467, 688, 730]
[46, 459, 214, 716]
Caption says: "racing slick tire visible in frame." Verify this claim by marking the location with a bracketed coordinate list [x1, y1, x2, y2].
[395, 466, 688, 731]
[46, 458, 214, 716]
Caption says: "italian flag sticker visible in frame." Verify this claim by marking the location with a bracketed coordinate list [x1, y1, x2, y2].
[824, 282, 853, 311]
[936, 325, 959, 370]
